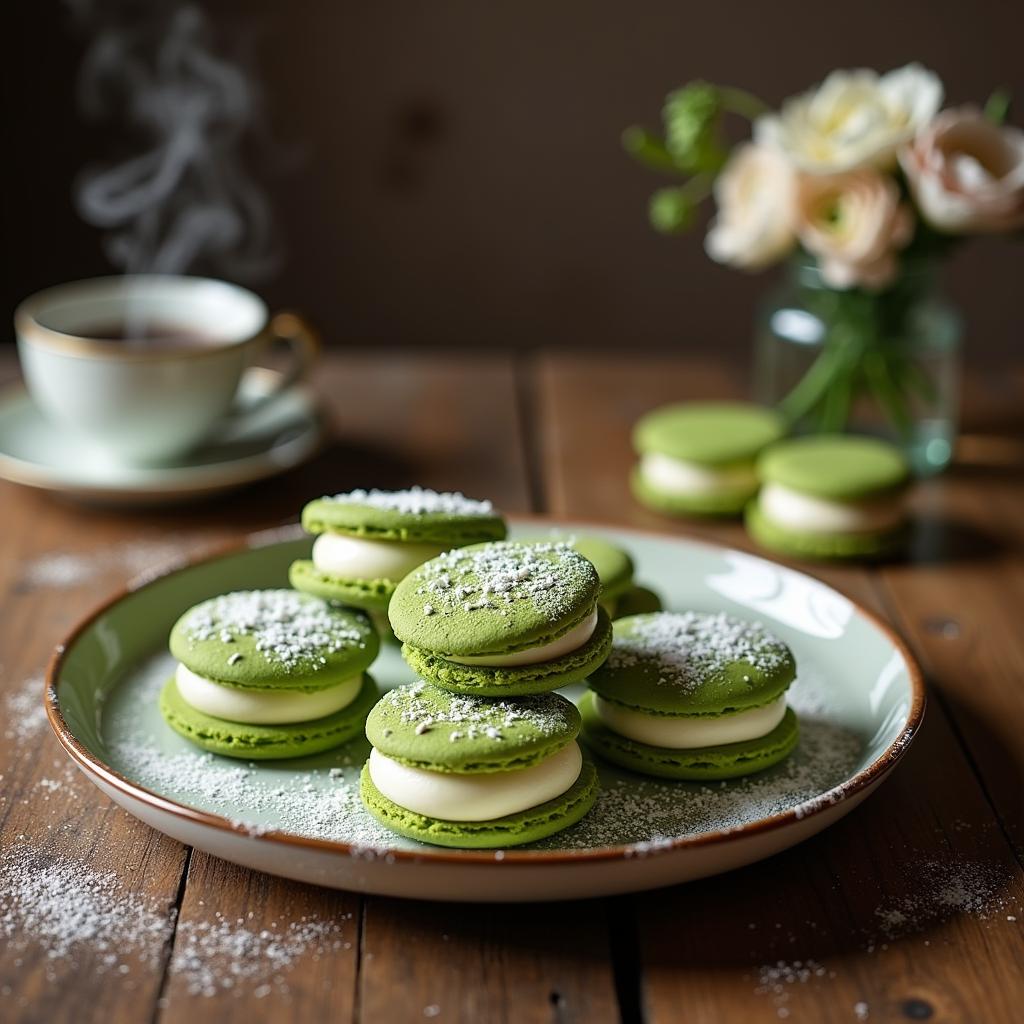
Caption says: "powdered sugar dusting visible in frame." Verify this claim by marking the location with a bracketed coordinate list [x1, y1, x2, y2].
[608, 612, 790, 692]
[3, 676, 50, 745]
[20, 538, 211, 590]
[0, 846, 174, 972]
[181, 590, 368, 670]
[322, 487, 494, 516]
[0, 844, 352, 997]
[170, 913, 347, 997]
[413, 541, 593, 622]
[538, 713, 862, 849]
[377, 681, 575, 742]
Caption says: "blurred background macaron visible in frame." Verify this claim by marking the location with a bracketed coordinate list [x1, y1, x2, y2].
[631, 401, 786, 517]
[747, 435, 910, 561]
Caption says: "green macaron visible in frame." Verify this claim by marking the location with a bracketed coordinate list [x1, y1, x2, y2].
[290, 488, 508, 610]
[631, 402, 786, 517]
[582, 611, 798, 780]
[360, 683, 599, 848]
[570, 536, 663, 619]
[160, 673, 380, 760]
[748, 435, 910, 562]
[162, 590, 379, 761]
[389, 540, 613, 696]
[169, 590, 379, 692]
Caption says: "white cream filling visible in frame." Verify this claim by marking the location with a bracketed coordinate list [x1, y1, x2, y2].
[640, 452, 758, 497]
[448, 607, 598, 667]
[312, 533, 446, 582]
[759, 483, 904, 534]
[368, 741, 582, 821]
[595, 694, 787, 748]
[175, 663, 362, 725]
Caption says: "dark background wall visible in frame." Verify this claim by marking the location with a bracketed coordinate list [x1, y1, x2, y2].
[4, 1, 1022, 360]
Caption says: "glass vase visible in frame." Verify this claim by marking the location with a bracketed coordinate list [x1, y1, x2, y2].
[754, 259, 963, 476]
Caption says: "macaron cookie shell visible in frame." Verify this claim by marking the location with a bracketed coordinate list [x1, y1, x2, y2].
[160, 672, 379, 760]
[569, 536, 634, 603]
[389, 541, 613, 696]
[583, 611, 798, 780]
[169, 590, 379, 692]
[749, 435, 909, 561]
[365, 682, 582, 773]
[360, 683, 598, 848]
[632, 402, 786, 517]
[301, 487, 508, 544]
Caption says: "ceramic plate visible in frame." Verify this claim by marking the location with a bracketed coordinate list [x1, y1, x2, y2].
[46, 521, 924, 902]
[0, 369, 324, 505]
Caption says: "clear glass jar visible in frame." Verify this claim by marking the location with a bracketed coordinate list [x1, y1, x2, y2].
[754, 259, 963, 476]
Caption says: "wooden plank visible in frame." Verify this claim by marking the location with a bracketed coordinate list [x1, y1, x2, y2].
[157, 854, 360, 1021]
[872, 366, 1024, 859]
[536, 352, 1024, 1024]
[359, 897, 622, 1024]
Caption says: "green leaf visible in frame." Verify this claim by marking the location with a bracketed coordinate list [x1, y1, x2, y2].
[648, 187, 694, 234]
[621, 126, 680, 173]
[662, 82, 728, 174]
[984, 88, 1012, 124]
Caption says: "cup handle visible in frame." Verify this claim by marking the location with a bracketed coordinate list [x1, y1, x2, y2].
[237, 311, 320, 414]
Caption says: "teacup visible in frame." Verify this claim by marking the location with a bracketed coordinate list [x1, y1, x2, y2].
[15, 275, 317, 465]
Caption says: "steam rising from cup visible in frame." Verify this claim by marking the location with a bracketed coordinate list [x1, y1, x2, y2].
[70, 0, 279, 308]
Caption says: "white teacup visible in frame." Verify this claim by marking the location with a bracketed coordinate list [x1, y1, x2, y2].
[15, 275, 317, 465]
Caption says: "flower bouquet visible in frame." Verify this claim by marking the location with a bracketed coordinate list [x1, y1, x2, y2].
[625, 65, 1024, 473]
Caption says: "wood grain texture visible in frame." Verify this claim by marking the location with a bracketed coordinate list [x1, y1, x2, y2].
[0, 479, 195, 1024]
[359, 898, 622, 1024]
[536, 352, 1024, 1024]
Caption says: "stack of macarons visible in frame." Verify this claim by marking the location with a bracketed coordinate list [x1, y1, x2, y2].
[360, 539, 611, 846]
[580, 611, 798, 779]
[747, 435, 910, 560]
[290, 487, 507, 632]
[632, 402, 785, 517]
[161, 589, 379, 760]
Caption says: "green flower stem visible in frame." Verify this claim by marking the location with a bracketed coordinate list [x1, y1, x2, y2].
[718, 86, 770, 121]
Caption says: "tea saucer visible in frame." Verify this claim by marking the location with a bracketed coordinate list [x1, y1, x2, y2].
[0, 369, 325, 505]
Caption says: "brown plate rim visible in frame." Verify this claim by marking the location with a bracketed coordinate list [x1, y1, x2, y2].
[45, 516, 926, 867]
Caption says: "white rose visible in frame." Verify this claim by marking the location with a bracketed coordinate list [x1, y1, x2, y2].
[900, 107, 1024, 233]
[796, 169, 914, 290]
[756, 64, 943, 174]
[705, 143, 797, 270]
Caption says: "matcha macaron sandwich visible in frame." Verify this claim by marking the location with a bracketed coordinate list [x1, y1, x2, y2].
[389, 540, 613, 696]
[360, 682, 599, 847]
[581, 611, 798, 780]
[289, 488, 507, 622]
[747, 435, 910, 560]
[161, 589, 379, 760]
[569, 535, 661, 620]
[632, 401, 786, 517]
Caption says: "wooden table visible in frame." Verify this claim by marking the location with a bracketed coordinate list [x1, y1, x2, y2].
[2, 352, 1022, 1024]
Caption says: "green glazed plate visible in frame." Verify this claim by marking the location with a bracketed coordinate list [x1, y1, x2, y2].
[46, 520, 924, 902]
